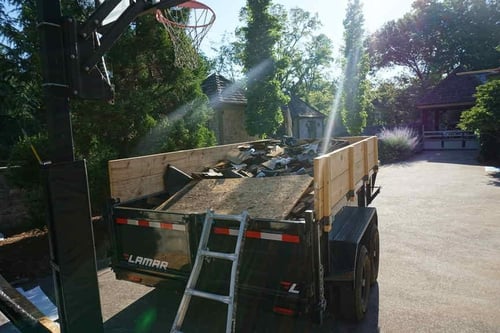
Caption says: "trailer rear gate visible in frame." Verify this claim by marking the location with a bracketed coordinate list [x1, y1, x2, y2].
[110, 175, 319, 314]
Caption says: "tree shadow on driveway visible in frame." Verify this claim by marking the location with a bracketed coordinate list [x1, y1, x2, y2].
[487, 172, 500, 187]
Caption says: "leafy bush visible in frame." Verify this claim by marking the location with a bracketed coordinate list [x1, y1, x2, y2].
[459, 79, 500, 162]
[133, 99, 216, 155]
[378, 126, 418, 163]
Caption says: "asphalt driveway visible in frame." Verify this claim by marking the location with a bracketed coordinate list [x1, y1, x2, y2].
[375, 150, 500, 333]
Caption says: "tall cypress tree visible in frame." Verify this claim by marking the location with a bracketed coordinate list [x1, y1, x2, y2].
[241, 0, 288, 137]
[341, 0, 371, 135]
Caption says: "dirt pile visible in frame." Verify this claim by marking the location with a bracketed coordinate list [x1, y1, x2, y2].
[0, 219, 110, 283]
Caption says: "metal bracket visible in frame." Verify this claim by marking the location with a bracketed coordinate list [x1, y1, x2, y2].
[80, 0, 188, 71]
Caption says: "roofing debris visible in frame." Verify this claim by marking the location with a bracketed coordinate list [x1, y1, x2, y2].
[159, 137, 350, 219]
[191, 137, 350, 180]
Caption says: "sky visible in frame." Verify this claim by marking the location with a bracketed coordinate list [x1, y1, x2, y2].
[199, 0, 415, 59]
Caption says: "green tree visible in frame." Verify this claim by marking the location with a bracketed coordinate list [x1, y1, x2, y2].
[371, 76, 423, 127]
[369, 0, 500, 85]
[240, 0, 288, 137]
[2, 1, 215, 218]
[276, 6, 333, 101]
[275, 7, 334, 114]
[341, 0, 371, 135]
[209, 32, 242, 81]
[459, 78, 500, 162]
[0, 0, 47, 160]
[212, 6, 335, 116]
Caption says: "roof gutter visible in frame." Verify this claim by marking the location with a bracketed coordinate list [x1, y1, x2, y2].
[417, 101, 475, 109]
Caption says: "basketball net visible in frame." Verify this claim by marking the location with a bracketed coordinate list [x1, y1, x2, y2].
[156, 1, 215, 69]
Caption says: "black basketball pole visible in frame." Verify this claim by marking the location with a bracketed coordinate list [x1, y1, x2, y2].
[37, 1, 104, 332]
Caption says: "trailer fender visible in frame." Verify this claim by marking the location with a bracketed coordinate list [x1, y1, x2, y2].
[325, 207, 377, 283]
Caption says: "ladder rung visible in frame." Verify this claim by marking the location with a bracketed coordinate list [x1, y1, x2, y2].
[211, 213, 246, 222]
[186, 288, 231, 304]
[199, 249, 236, 261]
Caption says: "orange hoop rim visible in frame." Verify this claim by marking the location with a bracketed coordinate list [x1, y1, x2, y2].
[155, 0, 216, 29]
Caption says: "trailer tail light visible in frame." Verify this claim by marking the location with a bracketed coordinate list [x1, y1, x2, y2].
[127, 275, 142, 283]
[273, 306, 296, 316]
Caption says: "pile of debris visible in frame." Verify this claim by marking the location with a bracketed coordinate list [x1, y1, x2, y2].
[192, 137, 350, 180]
[157, 138, 350, 219]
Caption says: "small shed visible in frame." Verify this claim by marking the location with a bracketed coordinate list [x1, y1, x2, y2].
[203, 74, 326, 142]
[202, 73, 255, 144]
[284, 95, 326, 140]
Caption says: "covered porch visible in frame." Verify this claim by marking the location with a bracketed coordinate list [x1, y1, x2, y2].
[417, 69, 484, 150]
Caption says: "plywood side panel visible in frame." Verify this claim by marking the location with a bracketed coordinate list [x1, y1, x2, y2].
[313, 155, 326, 219]
[352, 143, 365, 182]
[353, 159, 365, 184]
[326, 146, 350, 179]
[363, 140, 369, 177]
[352, 142, 364, 164]
[367, 136, 379, 168]
[109, 141, 268, 201]
[109, 174, 164, 200]
[314, 136, 379, 220]
[368, 152, 376, 167]
[347, 146, 354, 195]
[329, 171, 350, 207]
[324, 156, 332, 218]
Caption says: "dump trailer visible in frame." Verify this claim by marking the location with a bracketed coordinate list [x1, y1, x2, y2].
[106, 136, 380, 325]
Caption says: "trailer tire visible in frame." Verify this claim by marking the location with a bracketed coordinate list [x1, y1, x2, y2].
[369, 225, 379, 285]
[339, 245, 371, 321]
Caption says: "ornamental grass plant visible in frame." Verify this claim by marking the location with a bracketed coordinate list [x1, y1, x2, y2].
[378, 126, 419, 163]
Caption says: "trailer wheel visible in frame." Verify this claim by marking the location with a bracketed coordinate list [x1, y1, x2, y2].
[369, 225, 379, 285]
[339, 245, 371, 321]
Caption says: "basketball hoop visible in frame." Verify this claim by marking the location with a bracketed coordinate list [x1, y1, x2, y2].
[156, 1, 215, 69]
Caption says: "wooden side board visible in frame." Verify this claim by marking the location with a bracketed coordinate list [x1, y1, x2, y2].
[109, 136, 379, 215]
[313, 136, 378, 221]
[109, 141, 269, 201]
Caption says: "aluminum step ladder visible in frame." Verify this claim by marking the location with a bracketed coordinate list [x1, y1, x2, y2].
[171, 210, 249, 333]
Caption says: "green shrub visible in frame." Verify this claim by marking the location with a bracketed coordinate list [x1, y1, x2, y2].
[459, 79, 500, 162]
[378, 127, 418, 163]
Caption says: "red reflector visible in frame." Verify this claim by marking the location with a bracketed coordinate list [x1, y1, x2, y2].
[246, 230, 261, 239]
[273, 306, 295, 316]
[214, 227, 229, 235]
[116, 218, 127, 224]
[138, 220, 149, 227]
[160, 223, 173, 230]
[282, 234, 300, 243]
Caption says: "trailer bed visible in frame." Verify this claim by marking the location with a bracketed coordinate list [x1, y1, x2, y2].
[163, 175, 313, 220]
